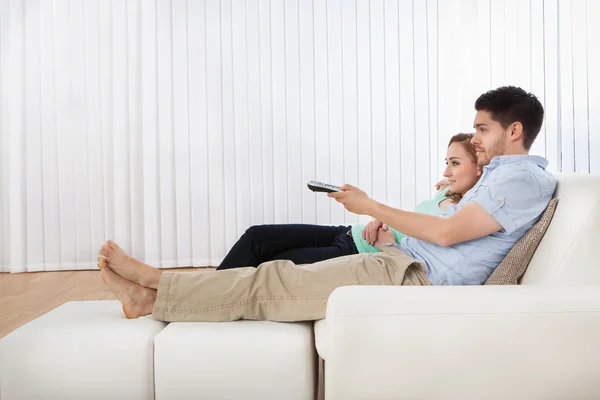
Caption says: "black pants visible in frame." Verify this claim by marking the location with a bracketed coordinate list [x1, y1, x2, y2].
[217, 224, 359, 270]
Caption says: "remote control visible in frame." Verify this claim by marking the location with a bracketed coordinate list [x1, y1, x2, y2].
[307, 180, 343, 193]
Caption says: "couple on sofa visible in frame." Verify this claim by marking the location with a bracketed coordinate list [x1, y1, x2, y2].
[97, 85, 557, 322]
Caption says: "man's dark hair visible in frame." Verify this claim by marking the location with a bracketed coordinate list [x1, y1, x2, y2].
[474, 86, 544, 150]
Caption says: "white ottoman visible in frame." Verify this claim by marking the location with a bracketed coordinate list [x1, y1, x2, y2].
[0, 301, 167, 400]
[154, 320, 317, 400]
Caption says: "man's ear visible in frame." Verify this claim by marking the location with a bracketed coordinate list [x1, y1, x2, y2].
[509, 121, 524, 142]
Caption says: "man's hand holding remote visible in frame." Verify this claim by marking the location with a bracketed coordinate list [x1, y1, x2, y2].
[327, 184, 379, 216]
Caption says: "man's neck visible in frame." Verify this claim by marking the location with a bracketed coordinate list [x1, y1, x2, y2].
[502, 147, 529, 156]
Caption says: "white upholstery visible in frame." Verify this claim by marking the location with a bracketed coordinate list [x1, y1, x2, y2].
[319, 174, 600, 400]
[521, 174, 600, 285]
[323, 285, 600, 400]
[313, 319, 328, 359]
[154, 320, 317, 400]
[0, 301, 167, 400]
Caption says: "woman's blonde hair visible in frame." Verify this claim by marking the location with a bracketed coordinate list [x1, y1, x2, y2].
[445, 133, 482, 202]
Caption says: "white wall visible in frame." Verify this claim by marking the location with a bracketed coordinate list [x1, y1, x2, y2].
[1, 0, 598, 272]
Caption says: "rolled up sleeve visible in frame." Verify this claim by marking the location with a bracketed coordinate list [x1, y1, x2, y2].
[471, 170, 544, 235]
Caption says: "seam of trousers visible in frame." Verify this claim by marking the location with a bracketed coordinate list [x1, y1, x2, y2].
[164, 273, 174, 315]
[153, 294, 329, 314]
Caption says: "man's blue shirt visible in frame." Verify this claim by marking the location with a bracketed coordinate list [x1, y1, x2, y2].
[389, 155, 557, 285]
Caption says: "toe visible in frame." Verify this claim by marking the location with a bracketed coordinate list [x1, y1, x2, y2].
[108, 240, 122, 252]
[97, 257, 106, 269]
[99, 249, 110, 258]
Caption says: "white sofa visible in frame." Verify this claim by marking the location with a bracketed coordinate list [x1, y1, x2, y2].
[1, 174, 599, 400]
[317, 173, 600, 399]
[0, 301, 168, 400]
[0, 303, 317, 400]
[153, 320, 316, 400]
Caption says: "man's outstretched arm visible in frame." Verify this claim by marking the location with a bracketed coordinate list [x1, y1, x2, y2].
[328, 185, 502, 247]
[369, 202, 501, 247]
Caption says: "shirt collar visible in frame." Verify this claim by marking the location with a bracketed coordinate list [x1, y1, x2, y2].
[485, 155, 549, 170]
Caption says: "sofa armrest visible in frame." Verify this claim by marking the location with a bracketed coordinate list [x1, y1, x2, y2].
[323, 285, 600, 400]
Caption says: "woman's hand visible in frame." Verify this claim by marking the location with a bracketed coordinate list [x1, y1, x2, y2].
[362, 219, 384, 245]
[374, 225, 397, 250]
[435, 177, 451, 191]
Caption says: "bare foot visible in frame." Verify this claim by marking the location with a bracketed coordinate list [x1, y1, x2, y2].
[98, 258, 157, 319]
[98, 240, 162, 290]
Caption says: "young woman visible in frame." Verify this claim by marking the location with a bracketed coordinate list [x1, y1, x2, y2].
[217, 133, 482, 270]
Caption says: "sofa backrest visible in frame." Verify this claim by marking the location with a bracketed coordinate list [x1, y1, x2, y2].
[521, 173, 600, 285]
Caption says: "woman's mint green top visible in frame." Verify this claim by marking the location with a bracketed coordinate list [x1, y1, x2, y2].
[351, 188, 450, 254]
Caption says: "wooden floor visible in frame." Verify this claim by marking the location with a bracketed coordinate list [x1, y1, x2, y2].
[0, 267, 211, 339]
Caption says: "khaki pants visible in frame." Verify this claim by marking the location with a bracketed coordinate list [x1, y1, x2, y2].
[152, 246, 431, 322]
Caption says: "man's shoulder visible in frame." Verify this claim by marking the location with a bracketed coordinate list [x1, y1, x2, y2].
[485, 162, 556, 202]
[490, 159, 556, 188]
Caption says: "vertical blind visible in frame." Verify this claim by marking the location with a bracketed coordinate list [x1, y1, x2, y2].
[1, 0, 598, 272]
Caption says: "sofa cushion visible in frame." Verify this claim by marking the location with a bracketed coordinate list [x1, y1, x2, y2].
[0, 301, 167, 400]
[485, 198, 559, 285]
[521, 174, 600, 285]
[153, 320, 317, 400]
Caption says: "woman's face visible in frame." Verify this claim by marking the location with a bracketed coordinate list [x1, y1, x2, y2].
[443, 142, 481, 195]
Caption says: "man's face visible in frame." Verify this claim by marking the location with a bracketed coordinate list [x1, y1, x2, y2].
[471, 110, 509, 166]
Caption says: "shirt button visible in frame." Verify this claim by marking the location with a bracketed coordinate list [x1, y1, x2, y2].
[497, 199, 502, 204]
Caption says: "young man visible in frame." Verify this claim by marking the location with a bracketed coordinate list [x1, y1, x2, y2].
[98, 86, 557, 322]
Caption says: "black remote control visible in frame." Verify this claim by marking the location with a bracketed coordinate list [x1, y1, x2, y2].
[307, 181, 343, 193]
